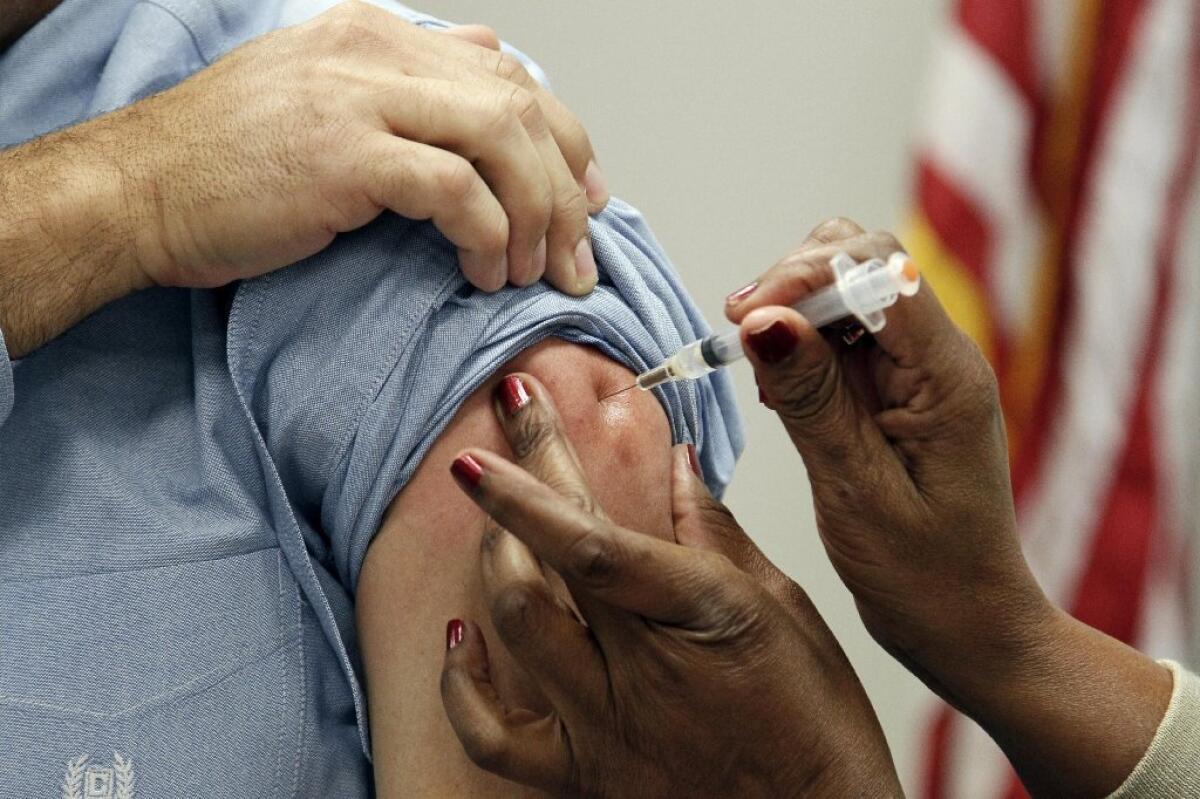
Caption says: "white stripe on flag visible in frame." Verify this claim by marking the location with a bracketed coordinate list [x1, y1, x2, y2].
[946, 714, 1012, 798]
[1017, 0, 1193, 612]
[917, 27, 1039, 334]
[1156, 150, 1200, 664]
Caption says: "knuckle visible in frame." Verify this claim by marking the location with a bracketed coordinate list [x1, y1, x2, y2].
[493, 52, 530, 84]
[958, 342, 1002, 417]
[771, 360, 847, 441]
[871, 229, 904, 255]
[509, 89, 547, 136]
[479, 216, 510, 259]
[434, 156, 479, 204]
[461, 724, 509, 772]
[492, 582, 541, 640]
[509, 411, 559, 461]
[475, 25, 500, 48]
[524, 181, 555, 234]
[553, 185, 588, 226]
[544, 477, 597, 515]
[564, 525, 620, 588]
[323, 5, 377, 47]
[813, 217, 863, 242]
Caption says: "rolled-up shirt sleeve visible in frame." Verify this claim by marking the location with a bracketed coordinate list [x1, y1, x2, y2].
[0, 327, 13, 428]
[1108, 660, 1200, 798]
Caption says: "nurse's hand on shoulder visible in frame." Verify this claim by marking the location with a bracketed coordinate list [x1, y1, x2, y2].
[439, 374, 901, 798]
[100, 2, 604, 295]
[726, 219, 1172, 797]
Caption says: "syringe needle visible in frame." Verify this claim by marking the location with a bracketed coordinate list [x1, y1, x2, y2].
[599, 383, 637, 401]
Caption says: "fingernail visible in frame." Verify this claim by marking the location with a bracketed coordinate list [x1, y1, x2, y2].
[725, 283, 758, 306]
[533, 237, 547, 275]
[575, 238, 597, 291]
[758, 385, 768, 405]
[746, 320, 799, 365]
[497, 374, 531, 416]
[446, 619, 465, 650]
[686, 443, 703, 478]
[450, 454, 484, 490]
[583, 160, 608, 207]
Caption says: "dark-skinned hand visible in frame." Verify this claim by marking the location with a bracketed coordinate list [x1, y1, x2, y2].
[439, 373, 901, 798]
[727, 218, 1172, 797]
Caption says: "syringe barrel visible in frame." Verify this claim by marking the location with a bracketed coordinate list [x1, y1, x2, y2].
[701, 329, 744, 367]
[791, 284, 847, 328]
[796, 252, 919, 332]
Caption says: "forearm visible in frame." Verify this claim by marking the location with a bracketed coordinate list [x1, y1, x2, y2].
[923, 594, 1171, 798]
[0, 118, 151, 357]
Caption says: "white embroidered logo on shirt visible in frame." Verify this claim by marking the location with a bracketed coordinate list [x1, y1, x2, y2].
[61, 752, 135, 799]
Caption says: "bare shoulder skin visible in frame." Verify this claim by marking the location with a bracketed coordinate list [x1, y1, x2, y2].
[356, 338, 674, 797]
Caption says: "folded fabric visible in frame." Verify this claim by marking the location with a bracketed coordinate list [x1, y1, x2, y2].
[230, 203, 744, 595]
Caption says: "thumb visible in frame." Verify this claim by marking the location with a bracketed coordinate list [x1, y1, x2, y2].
[740, 306, 892, 481]
[670, 445, 786, 588]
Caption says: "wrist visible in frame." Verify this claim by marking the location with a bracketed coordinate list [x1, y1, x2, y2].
[786, 746, 903, 799]
[919, 589, 1172, 797]
[739, 716, 901, 799]
[0, 124, 152, 355]
[869, 552, 1056, 714]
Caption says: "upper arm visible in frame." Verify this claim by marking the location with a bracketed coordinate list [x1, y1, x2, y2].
[356, 338, 674, 797]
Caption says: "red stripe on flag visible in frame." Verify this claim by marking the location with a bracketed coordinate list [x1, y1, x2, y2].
[957, 0, 1039, 105]
[1009, 0, 1151, 503]
[915, 157, 994, 285]
[921, 706, 957, 799]
[1072, 393, 1159, 641]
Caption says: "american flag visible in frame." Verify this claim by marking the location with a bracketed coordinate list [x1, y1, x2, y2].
[906, 0, 1200, 795]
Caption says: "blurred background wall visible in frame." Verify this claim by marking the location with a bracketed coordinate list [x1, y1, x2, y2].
[419, 1, 950, 791]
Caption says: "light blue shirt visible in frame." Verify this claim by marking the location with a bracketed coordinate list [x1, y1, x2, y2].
[0, 1, 742, 796]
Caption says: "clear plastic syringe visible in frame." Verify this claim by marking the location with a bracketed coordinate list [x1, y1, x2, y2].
[625, 252, 920, 394]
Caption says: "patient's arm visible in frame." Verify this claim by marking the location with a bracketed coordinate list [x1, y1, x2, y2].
[357, 338, 675, 797]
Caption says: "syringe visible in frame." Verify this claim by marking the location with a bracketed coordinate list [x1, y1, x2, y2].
[612, 252, 919, 397]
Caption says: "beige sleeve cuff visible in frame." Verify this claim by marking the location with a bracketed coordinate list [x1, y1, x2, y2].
[1107, 660, 1200, 798]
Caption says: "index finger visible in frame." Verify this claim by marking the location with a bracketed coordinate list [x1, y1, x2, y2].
[447, 41, 608, 212]
[491, 373, 602, 517]
[450, 448, 736, 627]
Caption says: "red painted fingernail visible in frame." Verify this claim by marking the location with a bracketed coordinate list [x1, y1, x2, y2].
[450, 454, 484, 489]
[447, 619, 465, 650]
[758, 385, 768, 405]
[725, 282, 758, 305]
[497, 374, 531, 416]
[746, 321, 798, 365]
[686, 444, 703, 478]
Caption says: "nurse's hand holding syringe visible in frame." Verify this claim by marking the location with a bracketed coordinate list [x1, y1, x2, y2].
[604, 248, 919, 397]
